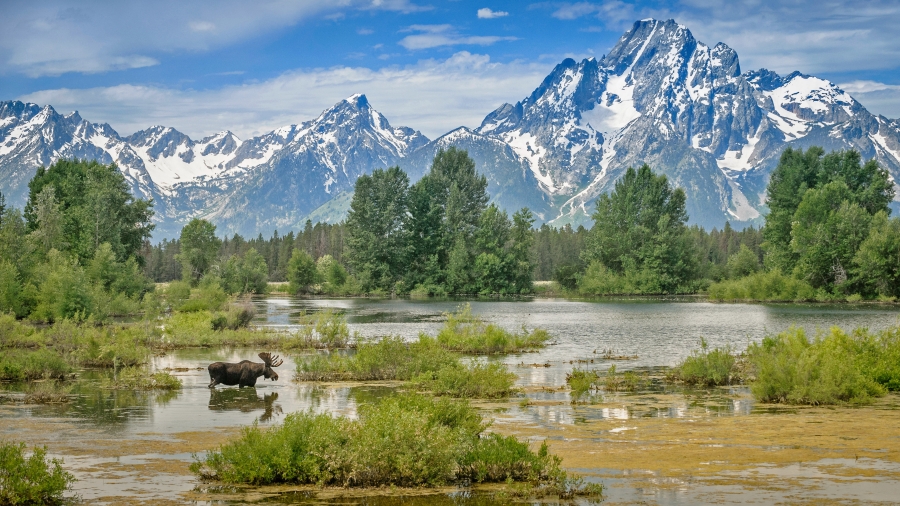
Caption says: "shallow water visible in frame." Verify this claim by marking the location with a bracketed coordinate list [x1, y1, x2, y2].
[3, 297, 900, 504]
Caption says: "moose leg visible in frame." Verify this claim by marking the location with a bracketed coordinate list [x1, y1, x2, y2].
[208, 378, 220, 388]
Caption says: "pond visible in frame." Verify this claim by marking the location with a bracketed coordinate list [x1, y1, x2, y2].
[2, 297, 900, 504]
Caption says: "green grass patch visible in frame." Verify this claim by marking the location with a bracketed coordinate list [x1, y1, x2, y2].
[414, 361, 517, 399]
[566, 365, 641, 398]
[673, 338, 740, 386]
[747, 326, 892, 405]
[0, 441, 75, 505]
[191, 392, 600, 500]
[0, 349, 72, 382]
[436, 304, 550, 354]
[103, 367, 182, 390]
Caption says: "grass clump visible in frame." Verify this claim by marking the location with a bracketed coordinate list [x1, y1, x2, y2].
[436, 304, 550, 354]
[673, 338, 740, 386]
[747, 326, 887, 405]
[210, 299, 256, 331]
[289, 309, 353, 349]
[0, 441, 75, 505]
[296, 335, 457, 382]
[104, 367, 182, 390]
[191, 392, 600, 499]
[0, 349, 72, 382]
[566, 365, 640, 398]
[415, 361, 517, 399]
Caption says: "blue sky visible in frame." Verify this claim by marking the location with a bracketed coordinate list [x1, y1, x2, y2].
[2, 0, 899, 139]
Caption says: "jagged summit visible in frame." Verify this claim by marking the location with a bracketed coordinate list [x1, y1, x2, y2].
[1, 20, 899, 236]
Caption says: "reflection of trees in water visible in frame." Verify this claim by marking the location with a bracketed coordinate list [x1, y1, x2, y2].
[208, 388, 283, 422]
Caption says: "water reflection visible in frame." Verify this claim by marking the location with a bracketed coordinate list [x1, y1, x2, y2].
[208, 389, 283, 422]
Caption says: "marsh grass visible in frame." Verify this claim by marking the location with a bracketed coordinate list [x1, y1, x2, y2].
[707, 270, 817, 301]
[0, 349, 72, 382]
[673, 338, 740, 386]
[191, 393, 601, 500]
[747, 326, 892, 405]
[436, 304, 550, 354]
[23, 382, 73, 404]
[566, 365, 641, 398]
[103, 367, 182, 390]
[291, 309, 354, 349]
[0, 441, 75, 505]
[415, 361, 517, 399]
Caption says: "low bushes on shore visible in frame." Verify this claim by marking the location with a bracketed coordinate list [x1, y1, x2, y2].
[436, 304, 549, 354]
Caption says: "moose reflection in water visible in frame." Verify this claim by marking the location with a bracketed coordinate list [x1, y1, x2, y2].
[208, 389, 283, 422]
[207, 352, 283, 388]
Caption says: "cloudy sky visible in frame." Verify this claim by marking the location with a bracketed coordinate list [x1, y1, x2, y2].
[2, 0, 899, 139]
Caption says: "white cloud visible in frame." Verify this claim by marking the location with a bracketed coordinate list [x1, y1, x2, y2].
[399, 25, 517, 50]
[840, 81, 900, 119]
[477, 8, 509, 19]
[0, 0, 430, 77]
[20, 52, 553, 139]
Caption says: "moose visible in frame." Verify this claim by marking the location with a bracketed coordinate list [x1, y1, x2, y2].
[207, 352, 283, 388]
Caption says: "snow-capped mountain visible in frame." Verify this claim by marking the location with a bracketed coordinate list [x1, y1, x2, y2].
[203, 94, 428, 236]
[2, 18, 899, 237]
[475, 19, 900, 228]
[0, 94, 427, 237]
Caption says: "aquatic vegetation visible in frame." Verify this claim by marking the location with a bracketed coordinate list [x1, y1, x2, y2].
[414, 361, 517, 399]
[104, 367, 182, 390]
[210, 299, 256, 331]
[0, 349, 72, 382]
[674, 338, 740, 386]
[290, 309, 354, 349]
[566, 365, 641, 397]
[0, 313, 45, 349]
[0, 441, 75, 505]
[192, 392, 601, 500]
[436, 304, 550, 354]
[747, 326, 887, 405]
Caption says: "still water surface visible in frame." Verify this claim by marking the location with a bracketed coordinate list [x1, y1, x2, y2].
[2, 297, 899, 504]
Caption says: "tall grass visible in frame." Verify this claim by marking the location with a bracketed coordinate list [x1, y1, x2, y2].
[0, 441, 75, 505]
[747, 326, 888, 405]
[191, 393, 600, 499]
[673, 338, 740, 386]
[0, 349, 72, 381]
[415, 361, 517, 399]
[103, 367, 182, 390]
[436, 304, 550, 354]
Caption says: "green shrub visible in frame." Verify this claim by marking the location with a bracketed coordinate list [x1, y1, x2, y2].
[747, 327, 885, 405]
[0, 441, 74, 505]
[566, 368, 599, 397]
[191, 393, 592, 494]
[0, 349, 72, 381]
[211, 299, 256, 331]
[297, 335, 457, 382]
[415, 361, 517, 399]
[290, 309, 352, 348]
[179, 276, 227, 312]
[674, 338, 739, 386]
[707, 269, 817, 301]
[436, 304, 550, 354]
[0, 313, 44, 349]
[104, 367, 182, 390]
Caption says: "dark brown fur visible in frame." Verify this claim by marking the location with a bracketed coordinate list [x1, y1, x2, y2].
[208, 352, 283, 388]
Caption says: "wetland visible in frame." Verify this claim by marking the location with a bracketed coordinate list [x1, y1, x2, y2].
[3, 297, 900, 504]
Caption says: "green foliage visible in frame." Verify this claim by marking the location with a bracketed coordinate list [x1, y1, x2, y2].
[315, 255, 347, 291]
[210, 299, 256, 331]
[178, 275, 227, 312]
[726, 244, 761, 279]
[220, 247, 268, 294]
[192, 392, 582, 492]
[0, 349, 72, 381]
[581, 164, 697, 294]
[176, 219, 221, 284]
[435, 304, 550, 354]
[707, 269, 817, 301]
[104, 367, 182, 390]
[0, 441, 75, 505]
[415, 361, 518, 399]
[852, 212, 900, 298]
[25, 159, 154, 265]
[286, 249, 317, 294]
[346, 166, 410, 293]
[763, 148, 894, 291]
[747, 327, 888, 405]
[674, 338, 739, 386]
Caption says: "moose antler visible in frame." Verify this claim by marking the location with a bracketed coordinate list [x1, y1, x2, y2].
[258, 352, 283, 368]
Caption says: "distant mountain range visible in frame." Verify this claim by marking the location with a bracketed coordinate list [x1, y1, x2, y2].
[2, 19, 899, 238]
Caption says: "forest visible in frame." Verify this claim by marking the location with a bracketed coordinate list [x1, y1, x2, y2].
[1, 145, 898, 323]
